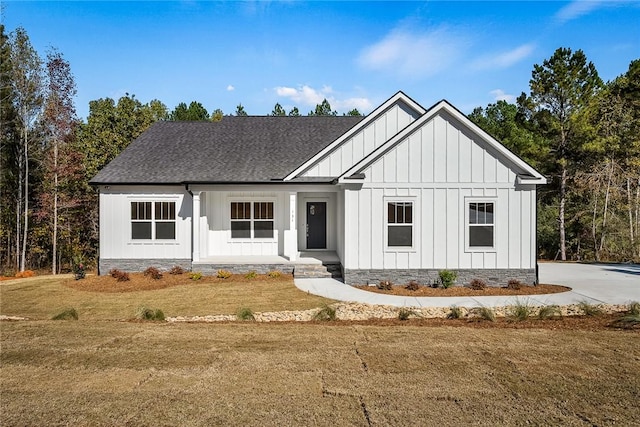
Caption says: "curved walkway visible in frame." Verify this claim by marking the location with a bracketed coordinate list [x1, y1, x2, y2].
[295, 262, 640, 308]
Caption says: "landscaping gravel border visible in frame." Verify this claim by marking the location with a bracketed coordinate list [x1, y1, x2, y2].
[166, 302, 632, 323]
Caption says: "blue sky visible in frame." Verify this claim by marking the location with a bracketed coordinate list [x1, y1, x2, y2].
[3, 1, 639, 118]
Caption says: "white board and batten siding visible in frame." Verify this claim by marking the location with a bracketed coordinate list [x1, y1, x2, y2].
[99, 186, 192, 259]
[342, 111, 537, 271]
[202, 191, 288, 257]
[302, 102, 420, 178]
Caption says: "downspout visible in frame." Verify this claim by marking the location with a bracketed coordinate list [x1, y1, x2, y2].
[535, 186, 539, 285]
[96, 186, 101, 275]
[185, 184, 194, 266]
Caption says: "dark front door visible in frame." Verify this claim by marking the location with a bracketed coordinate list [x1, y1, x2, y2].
[306, 202, 326, 249]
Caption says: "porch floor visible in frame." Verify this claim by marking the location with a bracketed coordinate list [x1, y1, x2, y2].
[193, 250, 340, 266]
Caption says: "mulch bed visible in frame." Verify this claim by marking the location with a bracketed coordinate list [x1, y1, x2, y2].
[334, 313, 639, 331]
[66, 272, 293, 293]
[355, 283, 570, 297]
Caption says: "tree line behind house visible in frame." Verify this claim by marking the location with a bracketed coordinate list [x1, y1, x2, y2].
[1, 25, 638, 274]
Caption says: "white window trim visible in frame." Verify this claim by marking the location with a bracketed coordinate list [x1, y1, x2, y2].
[465, 198, 497, 252]
[384, 197, 416, 252]
[130, 200, 177, 241]
[228, 198, 277, 241]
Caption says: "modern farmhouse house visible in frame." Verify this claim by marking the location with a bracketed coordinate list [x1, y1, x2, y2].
[91, 92, 546, 285]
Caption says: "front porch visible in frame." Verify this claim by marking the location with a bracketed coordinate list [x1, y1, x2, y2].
[191, 187, 342, 265]
[192, 251, 343, 279]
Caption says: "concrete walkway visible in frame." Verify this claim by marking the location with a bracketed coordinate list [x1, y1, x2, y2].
[294, 262, 640, 308]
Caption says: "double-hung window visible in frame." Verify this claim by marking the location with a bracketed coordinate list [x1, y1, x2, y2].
[253, 202, 274, 238]
[468, 201, 494, 248]
[387, 201, 413, 247]
[131, 201, 176, 240]
[231, 201, 274, 239]
[230, 202, 251, 238]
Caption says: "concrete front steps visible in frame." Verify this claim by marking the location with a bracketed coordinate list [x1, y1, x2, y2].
[293, 263, 342, 279]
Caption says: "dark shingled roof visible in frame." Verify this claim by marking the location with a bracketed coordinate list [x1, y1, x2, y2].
[90, 116, 363, 184]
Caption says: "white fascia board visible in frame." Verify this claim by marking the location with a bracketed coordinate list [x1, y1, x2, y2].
[517, 176, 547, 185]
[339, 100, 547, 183]
[283, 91, 426, 181]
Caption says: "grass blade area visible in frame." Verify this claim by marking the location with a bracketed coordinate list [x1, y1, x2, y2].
[1, 321, 639, 426]
[0, 274, 332, 320]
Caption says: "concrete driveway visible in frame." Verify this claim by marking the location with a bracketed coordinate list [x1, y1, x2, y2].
[295, 262, 640, 308]
[538, 262, 640, 305]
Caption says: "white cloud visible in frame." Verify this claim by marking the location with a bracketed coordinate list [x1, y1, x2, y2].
[334, 97, 373, 112]
[472, 43, 535, 70]
[489, 89, 516, 103]
[357, 27, 467, 78]
[275, 85, 326, 106]
[274, 85, 373, 113]
[554, 1, 605, 23]
[226, 85, 235, 91]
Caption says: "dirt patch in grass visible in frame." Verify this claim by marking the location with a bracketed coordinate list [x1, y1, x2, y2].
[356, 283, 570, 296]
[1, 320, 638, 426]
[65, 272, 287, 293]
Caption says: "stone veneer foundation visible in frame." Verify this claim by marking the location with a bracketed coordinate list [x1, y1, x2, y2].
[342, 268, 537, 287]
[99, 259, 537, 287]
[99, 259, 192, 275]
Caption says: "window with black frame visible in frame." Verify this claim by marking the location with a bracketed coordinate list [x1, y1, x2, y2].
[468, 202, 494, 247]
[131, 201, 175, 240]
[387, 201, 413, 247]
[230, 201, 274, 238]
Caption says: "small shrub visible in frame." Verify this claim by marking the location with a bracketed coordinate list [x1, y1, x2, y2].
[405, 280, 420, 291]
[313, 304, 337, 321]
[52, 308, 78, 321]
[136, 306, 165, 321]
[143, 266, 163, 280]
[15, 270, 36, 278]
[244, 270, 258, 279]
[189, 271, 203, 281]
[169, 265, 185, 275]
[628, 301, 640, 316]
[439, 270, 457, 289]
[397, 308, 415, 321]
[507, 279, 522, 290]
[476, 306, 496, 322]
[509, 300, 534, 321]
[236, 307, 255, 321]
[447, 305, 462, 319]
[267, 270, 282, 278]
[609, 303, 640, 329]
[217, 269, 232, 279]
[73, 259, 86, 280]
[469, 278, 487, 290]
[610, 314, 640, 329]
[377, 280, 393, 291]
[538, 305, 562, 320]
[578, 301, 603, 317]
[109, 269, 130, 282]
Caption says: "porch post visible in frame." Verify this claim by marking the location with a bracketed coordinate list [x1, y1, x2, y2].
[192, 191, 201, 262]
[284, 191, 298, 261]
